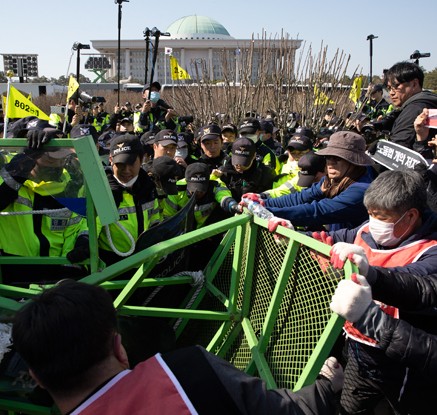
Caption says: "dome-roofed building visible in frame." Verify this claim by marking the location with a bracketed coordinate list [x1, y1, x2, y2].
[91, 15, 301, 85]
[166, 15, 234, 40]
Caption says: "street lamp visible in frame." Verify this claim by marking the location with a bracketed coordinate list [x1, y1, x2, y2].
[115, 0, 129, 105]
[72, 42, 90, 91]
[366, 34, 378, 84]
[146, 28, 170, 99]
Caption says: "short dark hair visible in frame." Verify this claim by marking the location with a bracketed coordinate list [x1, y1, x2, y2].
[12, 281, 117, 394]
[385, 61, 424, 88]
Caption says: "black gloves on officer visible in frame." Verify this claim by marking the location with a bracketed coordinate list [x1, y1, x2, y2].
[4, 150, 40, 185]
[27, 128, 64, 149]
[66, 235, 90, 263]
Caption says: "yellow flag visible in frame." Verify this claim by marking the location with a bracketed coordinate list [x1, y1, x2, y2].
[314, 85, 335, 106]
[67, 75, 79, 101]
[170, 56, 191, 80]
[349, 76, 363, 104]
[7, 85, 49, 120]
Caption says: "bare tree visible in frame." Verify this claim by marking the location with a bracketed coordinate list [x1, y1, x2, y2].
[162, 32, 360, 137]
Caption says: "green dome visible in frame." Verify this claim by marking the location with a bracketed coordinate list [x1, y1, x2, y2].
[166, 15, 233, 40]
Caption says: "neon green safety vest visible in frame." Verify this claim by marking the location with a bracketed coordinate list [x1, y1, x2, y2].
[265, 159, 303, 198]
[0, 172, 86, 257]
[97, 192, 161, 253]
[162, 176, 233, 228]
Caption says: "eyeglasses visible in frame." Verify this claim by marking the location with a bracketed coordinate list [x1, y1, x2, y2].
[385, 83, 403, 93]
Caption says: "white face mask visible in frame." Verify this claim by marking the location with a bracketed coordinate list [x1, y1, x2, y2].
[114, 174, 139, 188]
[176, 147, 188, 159]
[368, 211, 408, 247]
[149, 91, 160, 103]
[244, 133, 259, 143]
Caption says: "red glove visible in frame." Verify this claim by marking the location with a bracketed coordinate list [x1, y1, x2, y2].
[312, 231, 334, 246]
[267, 217, 294, 233]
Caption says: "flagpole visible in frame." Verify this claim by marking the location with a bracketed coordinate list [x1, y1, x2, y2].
[164, 53, 167, 86]
[3, 76, 12, 138]
[63, 77, 72, 134]
[171, 55, 175, 102]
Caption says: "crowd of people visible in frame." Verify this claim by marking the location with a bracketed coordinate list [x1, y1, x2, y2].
[0, 60, 437, 414]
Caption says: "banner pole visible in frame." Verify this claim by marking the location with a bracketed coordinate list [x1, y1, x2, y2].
[3, 76, 12, 137]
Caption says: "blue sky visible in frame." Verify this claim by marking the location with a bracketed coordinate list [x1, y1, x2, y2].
[2, 0, 436, 80]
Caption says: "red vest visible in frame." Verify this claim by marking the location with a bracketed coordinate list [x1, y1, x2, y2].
[344, 223, 437, 347]
[71, 354, 197, 415]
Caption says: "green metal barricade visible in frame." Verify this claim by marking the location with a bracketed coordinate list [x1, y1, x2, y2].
[0, 212, 355, 414]
[0, 138, 355, 413]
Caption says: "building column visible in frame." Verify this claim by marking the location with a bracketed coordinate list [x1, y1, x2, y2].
[110, 56, 116, 79]
[208, 48, 213, 81]
[181, 48, 185, 71]
[124, 49, 130, 79]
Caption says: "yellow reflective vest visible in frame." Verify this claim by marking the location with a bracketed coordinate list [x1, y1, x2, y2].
[162, 176, 233, 228]
[0, 171, 86, 257]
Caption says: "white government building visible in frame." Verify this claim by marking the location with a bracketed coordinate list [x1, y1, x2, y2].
[91, 15, 302, 86]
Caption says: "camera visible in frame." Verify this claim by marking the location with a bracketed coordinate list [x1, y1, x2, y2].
[178, 115, 194, 128]
[410, 50, 431, 60]
[50, 105, 66, 115]
[79, 92, 106, 105]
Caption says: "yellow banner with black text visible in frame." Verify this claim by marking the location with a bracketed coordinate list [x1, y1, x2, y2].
[170, 56, 191, 80]
[7, 85, 49, 120]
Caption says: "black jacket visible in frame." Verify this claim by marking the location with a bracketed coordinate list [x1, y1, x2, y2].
[162, 345, 339, 415]
[198, 152, 228, 172]
[374, 91, 437, 157]
[352, 267, 437, 414]
[219, 161, 275, 201]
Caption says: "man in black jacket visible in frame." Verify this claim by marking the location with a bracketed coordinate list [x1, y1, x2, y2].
[368, 62, 437, 158]
[331, 266, 437, 415]
[217, 137, 275, 201]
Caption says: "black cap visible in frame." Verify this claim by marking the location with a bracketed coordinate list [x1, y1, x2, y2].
[199, 124, 222, 142]
[25, 117, 50, 130]
[238, 117, 261, 135]
[231, 138, 256, 167]
[70, 124, 99, 144]
[287, 134, 313, 151]
[185, 163, 210, 193]
[110, 133, 143, 164]
[140, 131, 156, 146]
[259, 119, 274, 134]
[142, 81, 162, 93]
[177, 132, 193, 147]
[152, 156, 182, 195]
[297, 152, 326, 187]
[295, 126, 315, 141]
[120, 117, 133, 124]
[221, 123, 238, 134]
[153, 129, 178, 146]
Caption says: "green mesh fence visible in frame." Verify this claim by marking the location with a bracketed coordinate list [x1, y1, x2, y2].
[0, 213, 355, 414]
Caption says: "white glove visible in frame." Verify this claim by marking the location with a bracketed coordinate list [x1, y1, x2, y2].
[319, 356, 344, 393]
[330, 273, 372, 322]
[330, 242, 369, 276]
